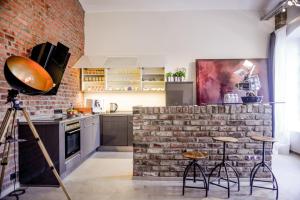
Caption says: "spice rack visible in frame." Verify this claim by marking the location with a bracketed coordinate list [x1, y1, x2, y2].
[81, 68, 105, 92]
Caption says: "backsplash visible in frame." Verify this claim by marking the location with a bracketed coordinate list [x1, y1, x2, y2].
[84, 92, 166, 112]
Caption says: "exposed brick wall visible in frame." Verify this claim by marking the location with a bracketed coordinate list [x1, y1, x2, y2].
[133, 105, 273, 178]
[0, 0, 84, 192]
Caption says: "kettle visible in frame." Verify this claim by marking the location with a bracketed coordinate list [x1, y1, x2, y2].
[109, 103, 118, 113]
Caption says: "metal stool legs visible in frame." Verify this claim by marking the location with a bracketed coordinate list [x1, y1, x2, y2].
[250, 141, 278, 200]
[182, 159, 208, 197]
[208, 142, 240, 198]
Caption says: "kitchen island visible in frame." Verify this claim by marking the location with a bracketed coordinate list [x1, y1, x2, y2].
[132, 104, 273, 179]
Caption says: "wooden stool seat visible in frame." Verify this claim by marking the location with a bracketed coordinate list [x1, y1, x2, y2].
[182, 151, 208, 197]
[183, 151, 208, 160]
[250, 135, 277, 143]
[213, 136, 238, 143]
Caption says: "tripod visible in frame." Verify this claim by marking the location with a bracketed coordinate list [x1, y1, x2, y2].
[0, 90, 71, 200]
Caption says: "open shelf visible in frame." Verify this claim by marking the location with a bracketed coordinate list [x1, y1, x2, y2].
[106, 68, 141, 91]
[81, 68, 105, 92]
[81, 67, 165, 93]
[142, 67, 165, 91]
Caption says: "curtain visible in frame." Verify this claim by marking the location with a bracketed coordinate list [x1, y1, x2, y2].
[286, 38, 300, 131]
[267, 32, 275, 137]
[273, 26, 290, 154]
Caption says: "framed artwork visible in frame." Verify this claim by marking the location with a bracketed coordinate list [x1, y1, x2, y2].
[196, 59, 269, 104]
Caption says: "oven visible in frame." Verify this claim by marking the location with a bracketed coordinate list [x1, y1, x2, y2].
[65, 121, 80, 160]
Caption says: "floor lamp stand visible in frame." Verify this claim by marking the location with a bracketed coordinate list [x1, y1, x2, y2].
[0, 91, 71, 200]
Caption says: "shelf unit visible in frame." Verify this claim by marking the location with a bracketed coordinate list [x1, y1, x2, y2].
[106, 68, 141, 91]
[81, 67, 165, 92]
[81, 68, 105, 92]
[141, 67, 165, 92]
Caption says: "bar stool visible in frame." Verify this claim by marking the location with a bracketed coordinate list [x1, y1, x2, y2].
[250, 135, 278, 200]
[182, 151, 208, 197]
[208, 137, 240, 198]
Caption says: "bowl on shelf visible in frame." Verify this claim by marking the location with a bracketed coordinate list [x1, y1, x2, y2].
[241, 96, 263, 104]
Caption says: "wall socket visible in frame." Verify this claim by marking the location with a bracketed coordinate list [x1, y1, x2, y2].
[10, 172, 18, 180]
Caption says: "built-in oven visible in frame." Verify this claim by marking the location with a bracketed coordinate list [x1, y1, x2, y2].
[65, 121, 80, 160]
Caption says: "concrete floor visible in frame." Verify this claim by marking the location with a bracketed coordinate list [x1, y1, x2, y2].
[3, 152, 300, 200]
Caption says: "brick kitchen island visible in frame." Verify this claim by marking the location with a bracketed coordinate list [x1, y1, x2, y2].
[132, 104, 272, 179]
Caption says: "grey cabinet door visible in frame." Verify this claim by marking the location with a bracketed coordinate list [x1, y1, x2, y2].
[81, 124, 93, 158]
[102, 116, 128, 146]
[94, 116, 101, 149]
[81, 116, 100, 158]
[92, 116, 100, 150]
[166, 82, 193, 106]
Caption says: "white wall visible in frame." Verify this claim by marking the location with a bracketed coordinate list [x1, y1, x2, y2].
[84, 10, 273, 110]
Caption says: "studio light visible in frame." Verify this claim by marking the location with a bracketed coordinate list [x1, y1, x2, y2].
[0, 56, 71, 200]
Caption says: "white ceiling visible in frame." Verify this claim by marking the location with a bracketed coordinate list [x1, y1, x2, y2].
[79, 0, 274, 13]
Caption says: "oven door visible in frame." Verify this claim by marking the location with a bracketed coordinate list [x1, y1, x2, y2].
[65, 128, 80, 159]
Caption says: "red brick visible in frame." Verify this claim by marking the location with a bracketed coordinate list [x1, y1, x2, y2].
[0, 0, 84, 190]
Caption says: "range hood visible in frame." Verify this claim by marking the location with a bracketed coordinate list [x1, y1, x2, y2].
[104, 57, 138, 68]
[73, 55, 165, 68]
[73, 55, 106, 68]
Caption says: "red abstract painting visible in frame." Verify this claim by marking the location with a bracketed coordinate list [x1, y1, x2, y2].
[196, 59, 269, 104]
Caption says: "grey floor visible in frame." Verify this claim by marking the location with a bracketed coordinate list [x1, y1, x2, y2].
[3, 152, 300, 200]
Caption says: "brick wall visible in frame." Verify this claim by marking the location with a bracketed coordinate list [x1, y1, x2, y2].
[0, 0, 84, 192]
[133, 105, 273, 178]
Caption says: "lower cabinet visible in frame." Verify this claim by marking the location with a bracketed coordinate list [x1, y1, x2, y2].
[18, 115, 101, 186]
[18, 123, 61, 186]
[101, 115, 133, 146]
[81, 115, 100, 158]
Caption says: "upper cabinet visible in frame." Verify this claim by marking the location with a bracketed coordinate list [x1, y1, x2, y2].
[81, 68, 105, 92]
[106, 68, 141, 91]
[141, 67, 165, 92]
[78, 55, 165, 93]
[81, 67, 165, 93]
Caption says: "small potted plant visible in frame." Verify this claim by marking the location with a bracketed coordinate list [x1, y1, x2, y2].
[177, 70, 186, 82]
[166, 72, 173, 82]
[173, 71, 179, 82]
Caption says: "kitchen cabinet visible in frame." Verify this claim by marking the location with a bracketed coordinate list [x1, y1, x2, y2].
[101, 115, 133, 146]
[18, 114, 100, 186]
[81, 115, 100, 158]
[141, 67, 165, 91]
[166, 82, 194, 106]
[81, 68, 105, 92]
[81, 67, 165, 93]
[18, 123, 61, 186]
[106, 68, 141, 91]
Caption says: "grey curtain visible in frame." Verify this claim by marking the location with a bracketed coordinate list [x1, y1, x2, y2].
[267, 32, 276, 137]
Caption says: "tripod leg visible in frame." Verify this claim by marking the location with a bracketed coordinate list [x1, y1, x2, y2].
[0, 109, 16, 195]
[0, 137, 12, 194]
[22, 109, 71, 200]
[0, 109, 14, 144]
